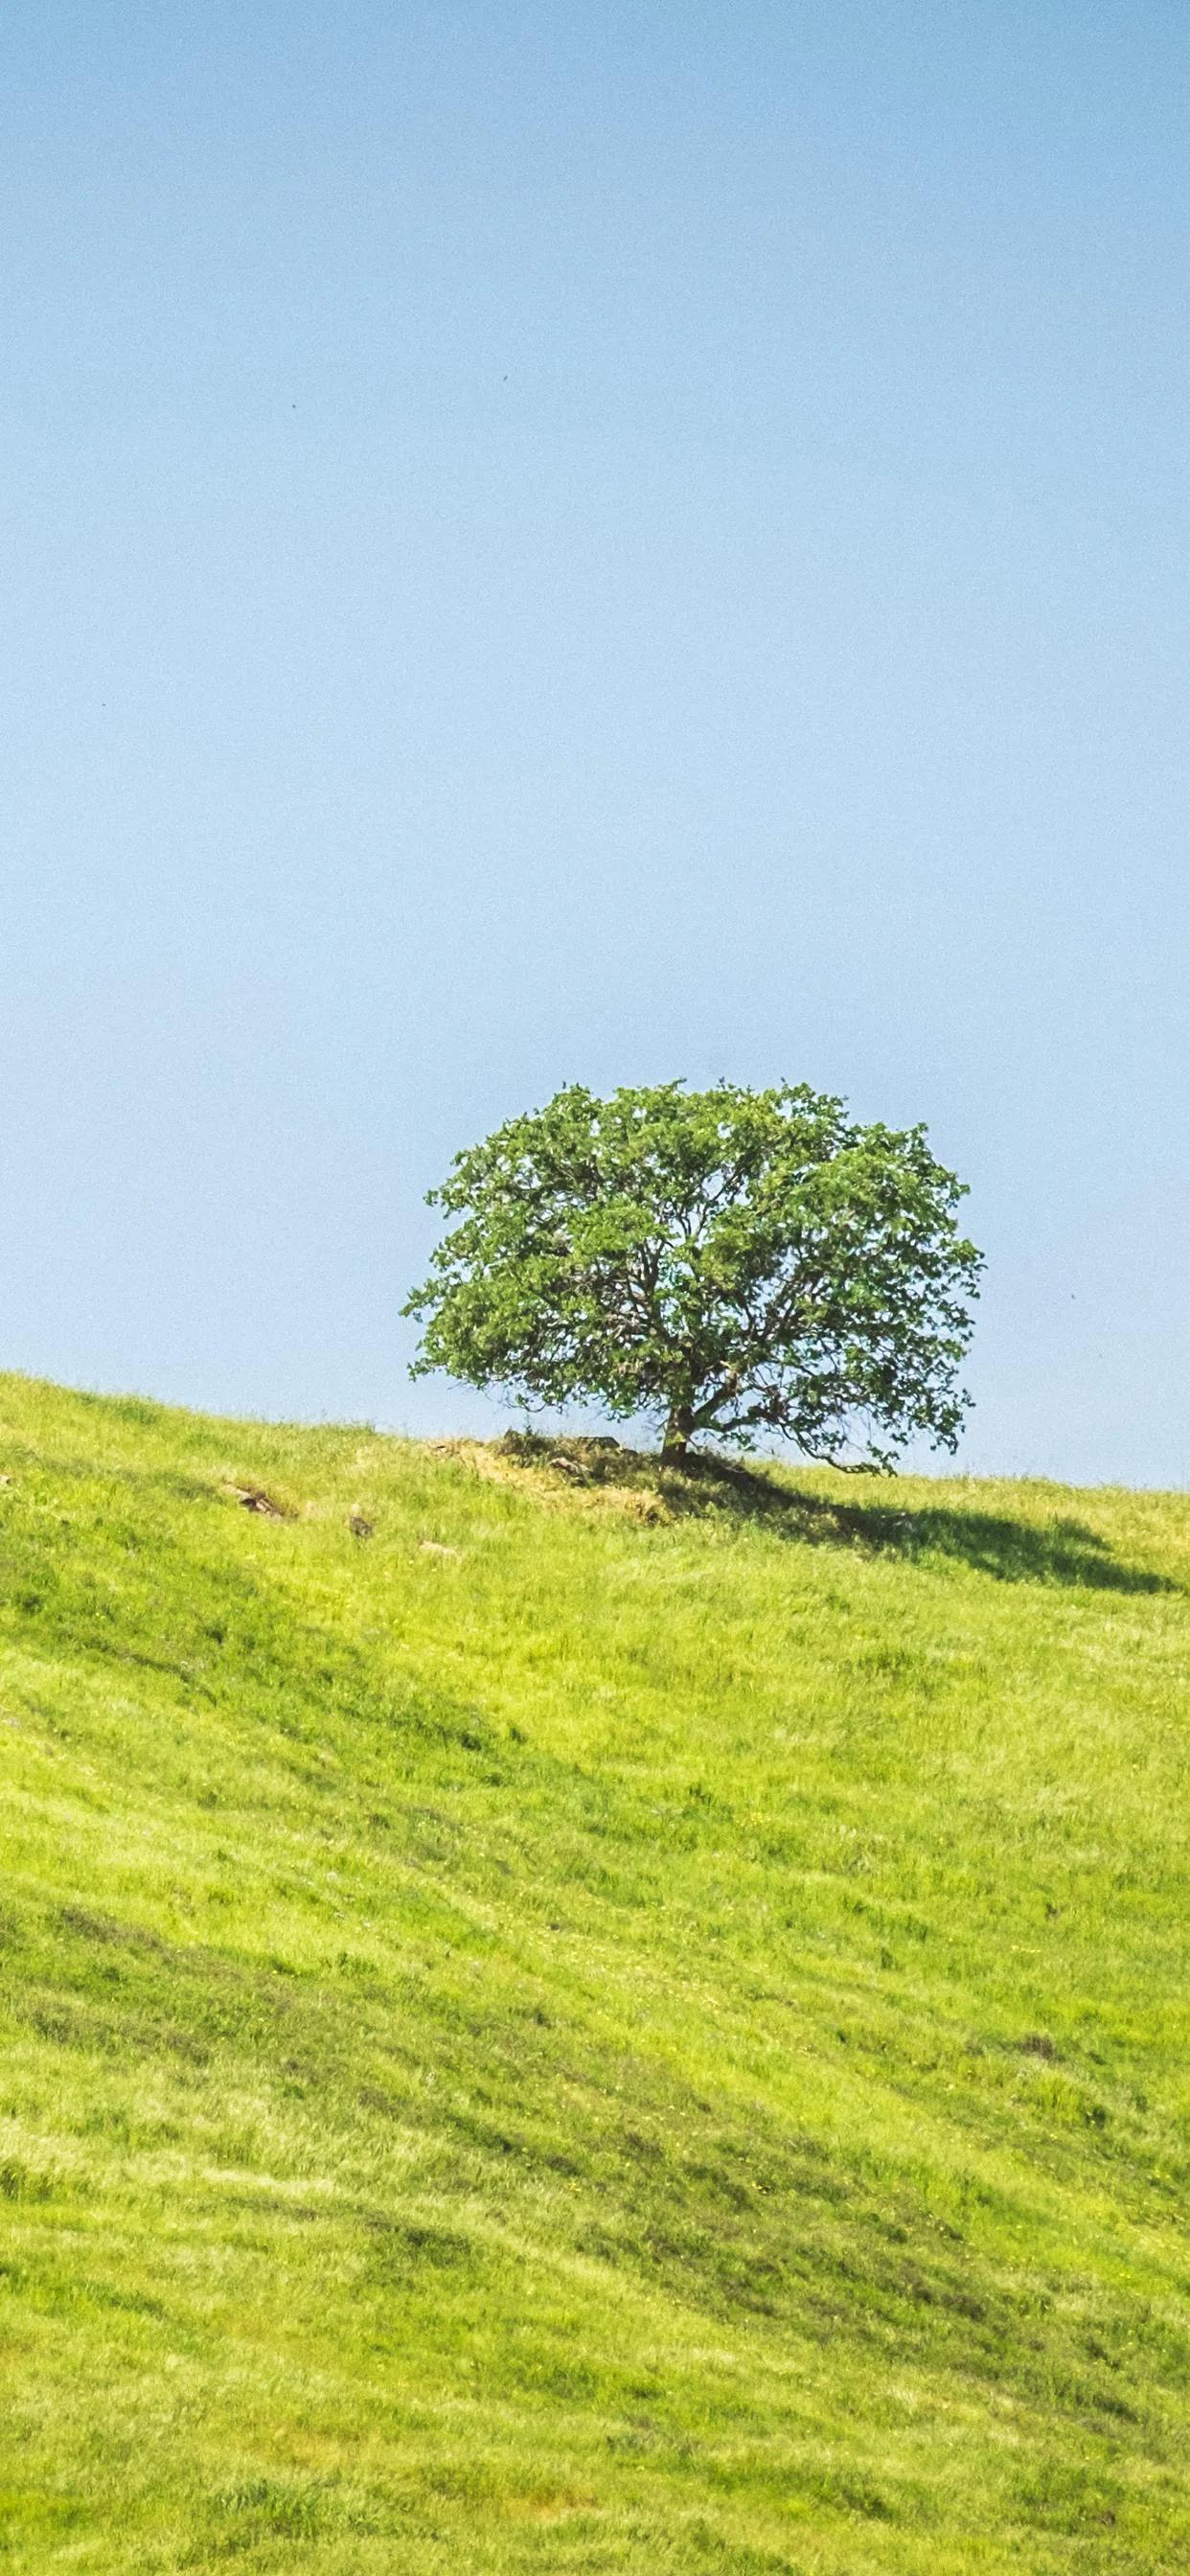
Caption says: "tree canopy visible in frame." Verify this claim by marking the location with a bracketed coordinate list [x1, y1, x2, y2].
[403, 1080, 982, 1467]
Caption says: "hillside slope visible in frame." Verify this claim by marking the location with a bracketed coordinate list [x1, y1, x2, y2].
[0, 1375, 1186, 2574]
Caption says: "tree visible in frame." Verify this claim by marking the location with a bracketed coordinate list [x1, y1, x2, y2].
[402, 1081, 982, 1469]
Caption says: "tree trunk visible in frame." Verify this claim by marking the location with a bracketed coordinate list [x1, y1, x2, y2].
[662, 1401, 693, 1464]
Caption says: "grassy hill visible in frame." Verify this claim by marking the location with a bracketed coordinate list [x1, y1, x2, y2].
[0, 1374, 1186, 2574]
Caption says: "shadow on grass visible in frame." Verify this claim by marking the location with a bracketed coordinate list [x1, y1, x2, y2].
[496, 1435, 1178, 1595]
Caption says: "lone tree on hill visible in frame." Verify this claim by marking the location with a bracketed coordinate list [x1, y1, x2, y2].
[403, 1081, 982, 1469]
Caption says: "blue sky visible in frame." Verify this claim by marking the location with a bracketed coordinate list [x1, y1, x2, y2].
[2, 4, 1187, 1481]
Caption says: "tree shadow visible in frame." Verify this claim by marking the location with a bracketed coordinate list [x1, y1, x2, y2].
[496, 1434, 1179, 1595]
[696, 1460, 1179, 1593]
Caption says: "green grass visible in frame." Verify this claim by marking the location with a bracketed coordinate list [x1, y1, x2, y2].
[0, 1374, 1186, 2574]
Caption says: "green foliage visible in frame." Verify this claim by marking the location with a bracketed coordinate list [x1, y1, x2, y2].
[403, 1081, 982, 1463]
[0, 1373, 1187, 2574]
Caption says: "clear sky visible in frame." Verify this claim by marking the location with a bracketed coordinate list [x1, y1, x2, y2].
[2, 3, 1187, 1483]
